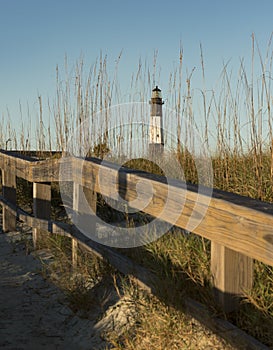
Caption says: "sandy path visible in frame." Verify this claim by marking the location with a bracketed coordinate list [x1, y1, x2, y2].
[0, 224, 251, 350]
[0, 230, 111, 350]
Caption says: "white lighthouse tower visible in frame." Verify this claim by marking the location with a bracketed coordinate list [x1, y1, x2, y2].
[149, 86, 164, 156]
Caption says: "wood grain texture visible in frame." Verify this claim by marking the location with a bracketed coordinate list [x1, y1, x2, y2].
[33, 182, 51, 248]
[73, 156, 273, 266]
[1, 150, 273, 266]
[211, 242, 253, 312]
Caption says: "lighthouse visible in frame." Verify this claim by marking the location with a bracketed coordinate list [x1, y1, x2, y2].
[149, 86, 164, 156]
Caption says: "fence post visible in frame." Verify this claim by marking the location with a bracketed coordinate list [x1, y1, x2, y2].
[2, 169, 16, 232]
[211, 241, 253, 313]
[72, 183, 97, 268]
[33, 182, 51, 249]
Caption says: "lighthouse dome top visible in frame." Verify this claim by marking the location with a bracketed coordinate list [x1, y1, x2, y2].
[152, 85, 162, 99]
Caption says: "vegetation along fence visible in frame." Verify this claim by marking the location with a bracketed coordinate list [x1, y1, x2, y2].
[1, 149, 273, 315]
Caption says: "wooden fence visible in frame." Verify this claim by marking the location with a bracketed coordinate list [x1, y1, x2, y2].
[1, 149, 273, 314]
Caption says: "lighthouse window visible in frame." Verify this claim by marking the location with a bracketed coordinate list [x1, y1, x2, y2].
[157, 134, 159, 137]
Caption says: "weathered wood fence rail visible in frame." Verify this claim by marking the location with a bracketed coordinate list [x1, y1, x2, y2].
[1, 149, 273, 315]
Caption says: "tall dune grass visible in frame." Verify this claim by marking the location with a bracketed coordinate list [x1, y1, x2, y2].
[1, 34, 273, 346]
[1, 35, 273, 202]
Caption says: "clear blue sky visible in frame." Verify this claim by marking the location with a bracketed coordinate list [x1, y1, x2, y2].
[0, 0, 273, 136]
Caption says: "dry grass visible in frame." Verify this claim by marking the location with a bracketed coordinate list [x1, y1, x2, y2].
[33, 230, 234, 349]
[108, 291, 233, 350]
[2, 34, 273, 347]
